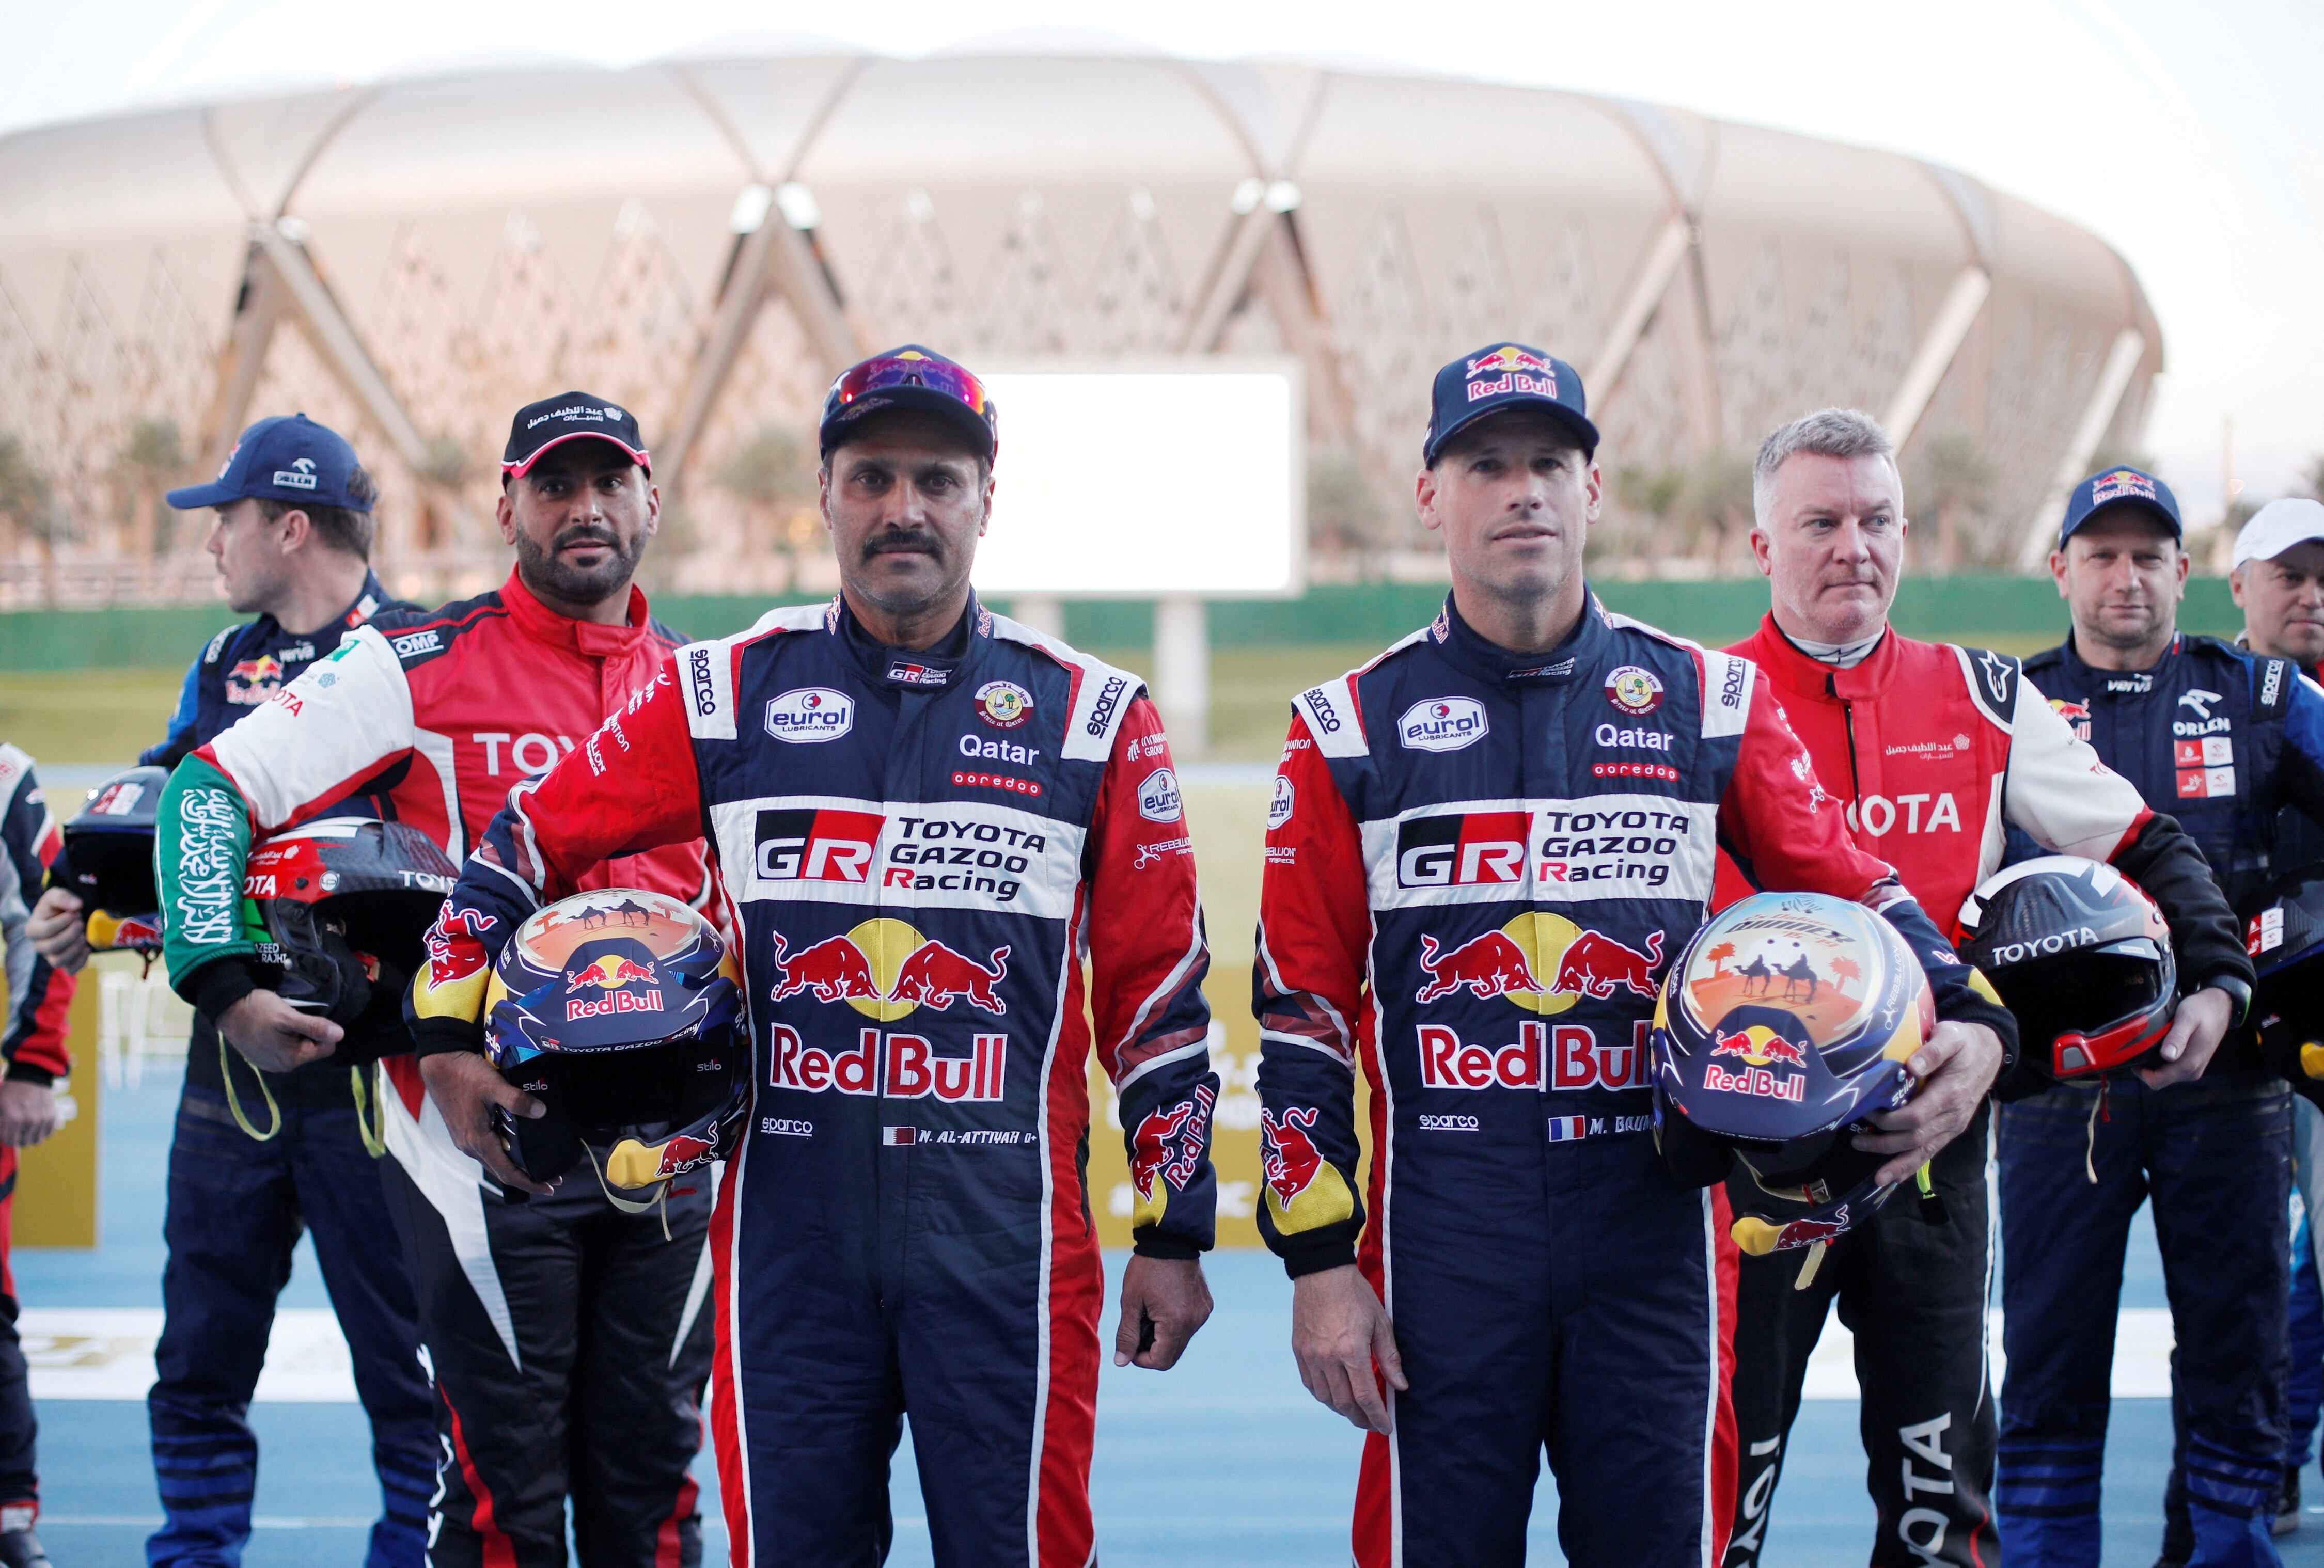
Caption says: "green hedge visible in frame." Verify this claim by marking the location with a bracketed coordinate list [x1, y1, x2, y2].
[0, 575, 2246, 671]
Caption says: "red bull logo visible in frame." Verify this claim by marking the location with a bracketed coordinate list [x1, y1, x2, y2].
[1129, 1084, 1215, 1224]
[1417, 1020, 1652, 1091]
[654, 1132, 716, 1177]
[566, 954, 664, 1019]
[1415, 918, 1667, 1012]
[2051, 697, 2092, 741]
[1259, 1104, 1327, 1206]
[1551, 930, 1662, 999]
[1464, 345, 1554, 378]
[225, 654, 287, 704]
[1703, 1025, 1808, 1100]
[769, 1024, 1005, 1101]
[1708, 1025, 1808, 1068]
[1415, 930, 1538, 1004]
[768, 923, 1009, 1016]
[1772, 1208, 1850, 1250]
[2090, 469, 2158, 505]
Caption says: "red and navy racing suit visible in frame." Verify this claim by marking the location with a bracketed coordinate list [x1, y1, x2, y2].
[1996, 633, 2306, 1567]
[1711, 621, 2246, 1568]
[1251, 594, 2014, 1568]
[155, 569, 719, 1568]
[0, 744, 73, 1533]
[129, 572, 444, 1568]
[409, 594, 1219, 1567]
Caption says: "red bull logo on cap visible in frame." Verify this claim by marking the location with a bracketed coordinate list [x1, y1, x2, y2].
[1463, 346, 1557, 404]
[2090, 469, 2158, 505]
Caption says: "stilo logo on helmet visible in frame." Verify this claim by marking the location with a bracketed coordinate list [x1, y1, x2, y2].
[243, 816, 460, 1036]
[1957, 856, 2175, 1082]
[2241, 864, 2324, 1106]
[56, 765, 170, 954]
[1648, 891, 1933, 1266]
[483, 888, 748, 1207]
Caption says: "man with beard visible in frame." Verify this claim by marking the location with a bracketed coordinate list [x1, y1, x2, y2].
[409, 345, 1221, 1565]
[149, 393, 723, 1566]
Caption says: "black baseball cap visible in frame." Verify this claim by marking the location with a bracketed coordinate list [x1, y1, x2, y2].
[168, 414, 373, 513]
[2059, 465, 2181, 547]
[1423, 343, 1599, 465]
[819, 346, 997, 463]
[502, 393, 651, 481]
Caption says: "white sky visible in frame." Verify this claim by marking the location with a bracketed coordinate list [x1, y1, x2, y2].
[6, 0, 2317, 512]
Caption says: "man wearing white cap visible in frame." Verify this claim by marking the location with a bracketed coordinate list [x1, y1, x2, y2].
[2235, 499, 2324, 681]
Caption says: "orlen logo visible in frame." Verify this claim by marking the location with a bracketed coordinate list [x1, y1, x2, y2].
[1412, 912, 1665, 1016]
[766, 687, 854, 743]
[768, 917, 1009, 1020]
[1416, 1020, 1652, 1091]
[769, 1025, 1005, 1102]
[1396, 811, 1527, 888]
[1399, 697, 1488, 753]
[755, 807, 882, 884]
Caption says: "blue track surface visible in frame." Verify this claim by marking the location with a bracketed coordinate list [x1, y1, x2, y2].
[18, 1062, 2324, 1566]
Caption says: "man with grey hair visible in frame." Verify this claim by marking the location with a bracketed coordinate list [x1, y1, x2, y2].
[1710, 408, 2242, 1566]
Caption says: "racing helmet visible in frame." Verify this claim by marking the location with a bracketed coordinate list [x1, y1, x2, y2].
[56, 765, 167, 953]
[1651, 891, 1933, 1257]
[484, 889, 747, 1206]
[2246, 865, 2324, 1106]
[246, 816, 460, 1035]
[1957, 856, 2175, 1082]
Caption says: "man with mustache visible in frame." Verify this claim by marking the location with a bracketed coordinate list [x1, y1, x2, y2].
[147, 393, 723, 1566]
[409, 346, 1221, 1564]
[1712, 411, 2244, 1567]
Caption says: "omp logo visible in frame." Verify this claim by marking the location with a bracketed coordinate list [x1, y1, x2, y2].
[755, 807, 883, 883]
[686, 646, 716, 716]
[1399, 698, 1487, 753]
[766, 687, 854, 743]
[1085, 675, 1127, 737]
[389, 629, 441, 659]
[1396, 811, 1528, 888]
[1300, 687, 1341, 734]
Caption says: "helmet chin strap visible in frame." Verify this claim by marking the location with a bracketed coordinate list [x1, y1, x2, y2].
[581, 1141, 674, 1239]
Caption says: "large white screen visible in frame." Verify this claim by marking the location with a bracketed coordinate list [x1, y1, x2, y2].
[972, 363, 1303, 597]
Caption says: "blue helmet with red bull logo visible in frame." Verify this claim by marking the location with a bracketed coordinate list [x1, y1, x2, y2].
[56, 765, 168, 953]
[485, 888, 747, 1206]
[1650, 891, 1933, 1259]
[1957, 856, 2175, 1083]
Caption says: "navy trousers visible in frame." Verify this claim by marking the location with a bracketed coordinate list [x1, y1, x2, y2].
[1996, 1070, 2291, 1568]
[147, 1060, 434, 1567]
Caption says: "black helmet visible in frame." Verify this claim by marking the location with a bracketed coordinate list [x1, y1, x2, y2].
[1652, 891, 1933, 1257]
[2248, 865, 2324, 1105]
[245, 816, 459, 1034]
[1958, 855, 2175, 1082]
[483, 889, 748, 1206]
[56, 766, 166, 953]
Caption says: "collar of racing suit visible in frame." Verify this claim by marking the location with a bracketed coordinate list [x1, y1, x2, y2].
[2054, 628, 2183, 690]
[1434, 588, 1608, 685]
[833, 593, 981, 689]
[495, 566, 652, 660]
[1749, 613, 1900, 704]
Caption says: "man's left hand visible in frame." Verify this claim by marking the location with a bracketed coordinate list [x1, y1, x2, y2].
[0, 1079, 60, 1147]
[1855, 1020, 2003, 1187]
[2138, 985, 2235, 1090]
[1112, 1255, 1213, 1370]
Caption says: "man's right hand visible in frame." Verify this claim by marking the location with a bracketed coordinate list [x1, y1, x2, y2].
[419, 1050, 554, 1196]
[217, 990, 341, 1074]
[1291, 1263, 1405, 1434]
[27, 888, 89, 974]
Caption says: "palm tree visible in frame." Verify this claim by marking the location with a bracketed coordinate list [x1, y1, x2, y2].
[714, 425, 819, 571]
[120, 417, 186, 571]
[1830, 955, 1861, 993]
[1705, 940, 1735, 977]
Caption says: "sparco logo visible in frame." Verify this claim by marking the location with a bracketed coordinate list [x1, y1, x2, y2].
[1085, 676, 1127, 737]
[1983, 927, 2099, 966]
[1301, 687, 1341, 733]
[687, 646, 716, 716]
[1719, 659, 1747, 712]
[766, 687, 854, 743]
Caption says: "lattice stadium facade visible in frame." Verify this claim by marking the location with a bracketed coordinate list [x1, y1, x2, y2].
[0, 51, 2161, 606]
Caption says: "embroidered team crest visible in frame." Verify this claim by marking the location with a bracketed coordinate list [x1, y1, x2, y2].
[976, 680, 1032, 730]
[1605, 665, 1663, 716]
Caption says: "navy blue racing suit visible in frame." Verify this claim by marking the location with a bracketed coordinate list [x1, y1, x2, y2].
[137, 573, 438, 1568]
[1996, 633, 2320, 1566]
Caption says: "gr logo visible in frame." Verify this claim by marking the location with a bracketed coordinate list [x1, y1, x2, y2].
[755, 807, 884, 883]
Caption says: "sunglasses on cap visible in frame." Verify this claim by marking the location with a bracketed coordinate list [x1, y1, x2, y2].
[820, 349, 997, 460]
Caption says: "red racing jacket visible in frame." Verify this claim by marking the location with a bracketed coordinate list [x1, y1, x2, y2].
[154, 568, 714, 1171]
[1251, 594, 2015, 1276]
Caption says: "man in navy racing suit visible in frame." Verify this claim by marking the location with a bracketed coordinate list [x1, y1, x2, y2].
[27, 415, 434, 1568]
[410, 346, 1222, 1565]
[1252, 345, 2017, 1567]
[1996, 466, 2313, 1567]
